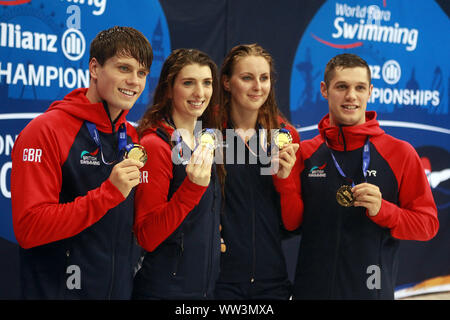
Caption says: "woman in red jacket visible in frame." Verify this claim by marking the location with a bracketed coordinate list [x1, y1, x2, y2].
[132, 49, 221, 299]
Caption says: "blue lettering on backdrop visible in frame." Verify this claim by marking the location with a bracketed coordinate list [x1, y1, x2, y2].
[0, 0, 171, 243]
[290, 0, 449, 151]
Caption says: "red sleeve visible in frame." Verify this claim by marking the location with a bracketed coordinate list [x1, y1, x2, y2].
[11, 113, 125, 249]
[369, 138, 439, 241]
[272, 124, 304, 231]
[126, 122, 139, 142]
[134, 133, 207, 252]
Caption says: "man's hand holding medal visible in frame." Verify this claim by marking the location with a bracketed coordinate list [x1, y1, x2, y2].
[352, 183, 382, 216]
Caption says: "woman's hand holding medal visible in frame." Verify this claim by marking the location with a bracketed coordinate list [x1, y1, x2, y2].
[272, 143, 300, 179]
[186, 145, 214, 187]
[271, 128, 299, 179]
[351, 183, 382, 216]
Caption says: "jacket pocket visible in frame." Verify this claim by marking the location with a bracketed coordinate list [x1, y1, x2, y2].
[171, 232, 184, 277]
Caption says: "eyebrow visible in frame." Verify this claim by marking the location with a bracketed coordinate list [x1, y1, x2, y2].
[180, 77, 213, 80]
[115, 60, 150, 71]
[238, 72, 269, 76]
[334, 81, 368, 86]
[116, 61, 132, 66]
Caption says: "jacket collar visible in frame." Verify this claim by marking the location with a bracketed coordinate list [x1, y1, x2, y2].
[318, 111, 384, 151]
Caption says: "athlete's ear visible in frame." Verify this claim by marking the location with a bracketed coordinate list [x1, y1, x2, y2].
[222, 75, 231, 92]
[368, 83, 373, 99]
[320, 81, 328, 99]
[89, 58, 100, 81]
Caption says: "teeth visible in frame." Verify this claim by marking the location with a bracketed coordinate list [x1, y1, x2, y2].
[189, 101, 203, 106]
[119, 88, 135, 96]
[343, 105, 357, 110]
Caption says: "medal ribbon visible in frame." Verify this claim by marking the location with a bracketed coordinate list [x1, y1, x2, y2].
[234, 124, 268, 158]
[86, 121, 127, 165]
[328, 138, 370, 187]
[164, 116, 186, 161]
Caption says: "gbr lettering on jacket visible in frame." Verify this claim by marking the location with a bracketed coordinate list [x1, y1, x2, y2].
[23, 148, 42, 163]
[21, 148, 149, 184]
[139, 170, 148, 184]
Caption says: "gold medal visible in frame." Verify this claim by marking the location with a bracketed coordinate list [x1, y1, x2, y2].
[336, 185, 354, 207]
[273, 128, 293, 149]
[220, 238, 226, 253]
[197, 129, 218, 150]
[124, 144, 147, 165]
[219, 224, 226, 252]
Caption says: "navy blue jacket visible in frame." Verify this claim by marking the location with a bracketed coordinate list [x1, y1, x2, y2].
[293, 112, 438, 299]
[218, 128, 289, 283]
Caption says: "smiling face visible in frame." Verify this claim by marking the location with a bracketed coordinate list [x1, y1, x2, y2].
[321, 66, 373, 127]
[224, 55, 271, 115]
[170, 63, 213, 122]
[87, 54, 149, 120]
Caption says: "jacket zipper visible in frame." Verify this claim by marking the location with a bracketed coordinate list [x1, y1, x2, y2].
[329, 127, 346, 298]
[329, 210, 342, 298]
[204, 172, 216, 297]
[250, 139, 257, 284]
[172, 233, 184, 276]
[251, 187, 256, 283]
[107, 120, 118, 299]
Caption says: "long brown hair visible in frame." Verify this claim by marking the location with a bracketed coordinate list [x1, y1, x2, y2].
[137, 48, 219, 139]
[217, 44, 287, 188]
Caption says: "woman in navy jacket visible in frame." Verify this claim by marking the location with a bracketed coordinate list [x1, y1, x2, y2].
[214, 44, 301, 299]
[132, 49, 221, 299]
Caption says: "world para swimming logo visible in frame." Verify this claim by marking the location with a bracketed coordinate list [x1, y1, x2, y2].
[290, 0, 449, 133]
[0, 0, 31, 5]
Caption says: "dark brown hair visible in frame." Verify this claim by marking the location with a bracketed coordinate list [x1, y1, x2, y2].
[323, 53, 371, 87]
[136, 48, 219, 138]
[90, 26, 153, 71]
[217, 44, 288, 191]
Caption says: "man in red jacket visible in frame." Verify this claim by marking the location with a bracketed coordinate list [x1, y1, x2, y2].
[282, 53, 439, 299]
[11, 26, 153, 299]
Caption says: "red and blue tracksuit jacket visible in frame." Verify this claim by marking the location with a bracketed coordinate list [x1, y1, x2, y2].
[11, 88, 141, 299]
[132, 123, 221, 299]
[282, 111, 438, 299]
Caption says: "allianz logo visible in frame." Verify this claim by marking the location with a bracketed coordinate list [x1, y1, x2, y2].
[0, 22, 85, 61]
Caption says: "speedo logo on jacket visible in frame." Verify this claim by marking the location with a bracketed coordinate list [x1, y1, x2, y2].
[80, 148, 100, 166]
[308, 162, 327, 178]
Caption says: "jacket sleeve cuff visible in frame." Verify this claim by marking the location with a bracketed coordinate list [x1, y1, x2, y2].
[272, 175, 297, 194]
[177, 176, 208, 206]
[366, 199, 398, 229]
[104, 178, 126, 208]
